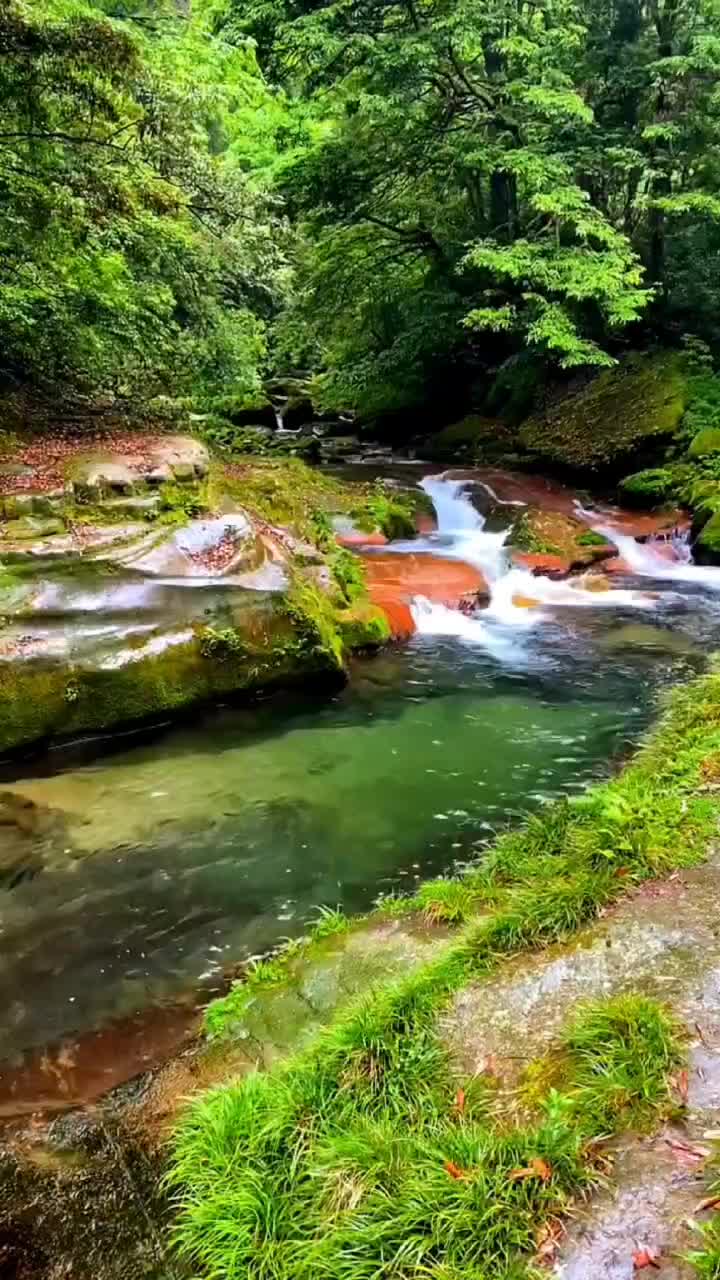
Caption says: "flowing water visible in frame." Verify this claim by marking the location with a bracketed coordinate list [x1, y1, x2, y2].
[3, 470, 720, 1090]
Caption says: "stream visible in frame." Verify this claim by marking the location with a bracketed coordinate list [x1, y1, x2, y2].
[3, 468, 720, 1109]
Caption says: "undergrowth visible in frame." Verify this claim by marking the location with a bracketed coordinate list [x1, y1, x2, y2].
[689, 1150, 720, 1277]
[169, 669, 720, 1279]
[169, 994, 683, 1280]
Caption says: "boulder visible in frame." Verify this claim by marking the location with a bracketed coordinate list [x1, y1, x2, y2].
[2, 516, 65, 540]
[509, 509, 615, 570]
[694, 510, 720, 564]
[519, 352, 685, 473]
[73, 458, 137, 500]
[617, 467, 679, 509]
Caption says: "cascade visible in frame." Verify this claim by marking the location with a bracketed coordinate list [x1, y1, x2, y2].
[408, 475, 656, 643]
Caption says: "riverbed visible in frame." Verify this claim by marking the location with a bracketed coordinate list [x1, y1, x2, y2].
[2, 467, 720, 1102]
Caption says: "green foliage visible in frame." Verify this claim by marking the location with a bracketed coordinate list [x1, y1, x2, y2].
[157, 482, 207, 524]
[510, 513, 562, 556]
[199, 626, 249, 661]
[352, 486, 416, 540]
[690, 429, 720, 459]
[576, 530, 610, 547]
[696, 512, 720, 563]
[618, 468, 679, 508]
[688, 1151, 720, 1276]
[0, 0, 283, 409]
[561, 996, 682, 1133]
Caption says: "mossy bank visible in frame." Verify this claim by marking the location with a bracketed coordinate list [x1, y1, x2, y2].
[0, 444, 396, 757]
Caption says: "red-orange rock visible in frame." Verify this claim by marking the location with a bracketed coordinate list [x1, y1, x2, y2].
[512, 552, 571, 577]
[363, 552, 487, 637]
[336, 529, 388, 548]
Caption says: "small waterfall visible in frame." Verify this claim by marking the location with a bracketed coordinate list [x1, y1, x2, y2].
[407, 475, 659, 646]
[418, 475, 509, 584]
[591, 521, 720, 589]
[420, 476, 485, 533]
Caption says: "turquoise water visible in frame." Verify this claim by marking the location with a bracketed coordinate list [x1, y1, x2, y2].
[0, 610, 703, 1059]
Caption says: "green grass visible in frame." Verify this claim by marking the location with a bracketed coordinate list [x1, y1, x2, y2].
[688, 1150, 720, 1276]
[169, 994, 683, 1280]
[169, 669, 720, 1279]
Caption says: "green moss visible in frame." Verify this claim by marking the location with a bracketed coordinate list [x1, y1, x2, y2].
[689, 427, 720, 459]
[520, 352, 686, 472]
[618, 466, 679, 508]
[576, 529, 611, 547]
[336, 602, 391, 650]
[510, 511, 562, 555]
[351, 486, 417, 540]
[696, 511, 720, 564]
[424, 415, 507, 462]
[0, 602, 343, 756]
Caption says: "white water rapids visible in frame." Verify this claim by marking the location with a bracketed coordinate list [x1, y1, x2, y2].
[394, 473, 720, 647]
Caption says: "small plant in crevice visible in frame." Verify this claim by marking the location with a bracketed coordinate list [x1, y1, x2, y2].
[64, 679, 81, 704]
[199, 626, 248, 661]
[157, 482, 207, 525]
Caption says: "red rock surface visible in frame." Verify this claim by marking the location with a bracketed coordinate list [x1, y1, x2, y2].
[363, 552, 487, 638]
[512, 552, 572, 576]
[337, 529, 388, 547]
[599, 510, 689, 537]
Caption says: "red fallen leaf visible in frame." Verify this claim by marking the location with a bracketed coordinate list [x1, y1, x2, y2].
[614, 866, 630, 878]
[455, 1088, 466, 1114]
[632, 1248, 661, 1270]
[665, 1137, 710, 1162]
[676, 1068, 689, 1103]
[510, 1157, 553, 1183]
[444, 1160, 470, 1181]
[695, 1194, 720, 1213]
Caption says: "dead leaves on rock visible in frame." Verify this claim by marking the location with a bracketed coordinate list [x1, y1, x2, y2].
[632, 1247, 661, 1270]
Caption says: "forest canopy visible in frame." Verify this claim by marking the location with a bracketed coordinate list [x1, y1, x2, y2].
[3, 0, 720, 419]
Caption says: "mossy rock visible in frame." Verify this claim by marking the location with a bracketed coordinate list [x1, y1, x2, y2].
[205, 392, 276, 430]
[519, 353, 686, 473]
[688, 427, 720, 459]
[509, 509, 613, 565]
[337, 602, 392, 651]
[618, 467, 678, 509]
[695, 510, 720, 564]
[0, 605, 345, 756]
[424, 415, 510, 462]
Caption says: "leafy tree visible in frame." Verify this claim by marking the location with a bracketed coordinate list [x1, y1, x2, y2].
[0, 0, 283, 411]
[222, 0, 720, 417]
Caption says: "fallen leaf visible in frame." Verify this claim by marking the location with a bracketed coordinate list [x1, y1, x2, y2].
[444, 1160, 470, 1181]
[632, 1248, 661, 1270]
[455, 1088, 466, 1114]
[535, 1219, 564, 1261]
[695, 1194, 720, 1213]
[665, 1137, 710, 1162]
[676, 1069, 689, 1104]
[477, 1054, 498, 1076]
[510, 1157, 552, 1183]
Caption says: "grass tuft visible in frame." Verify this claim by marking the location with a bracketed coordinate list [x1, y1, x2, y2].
[169, 994, 684, 1280]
